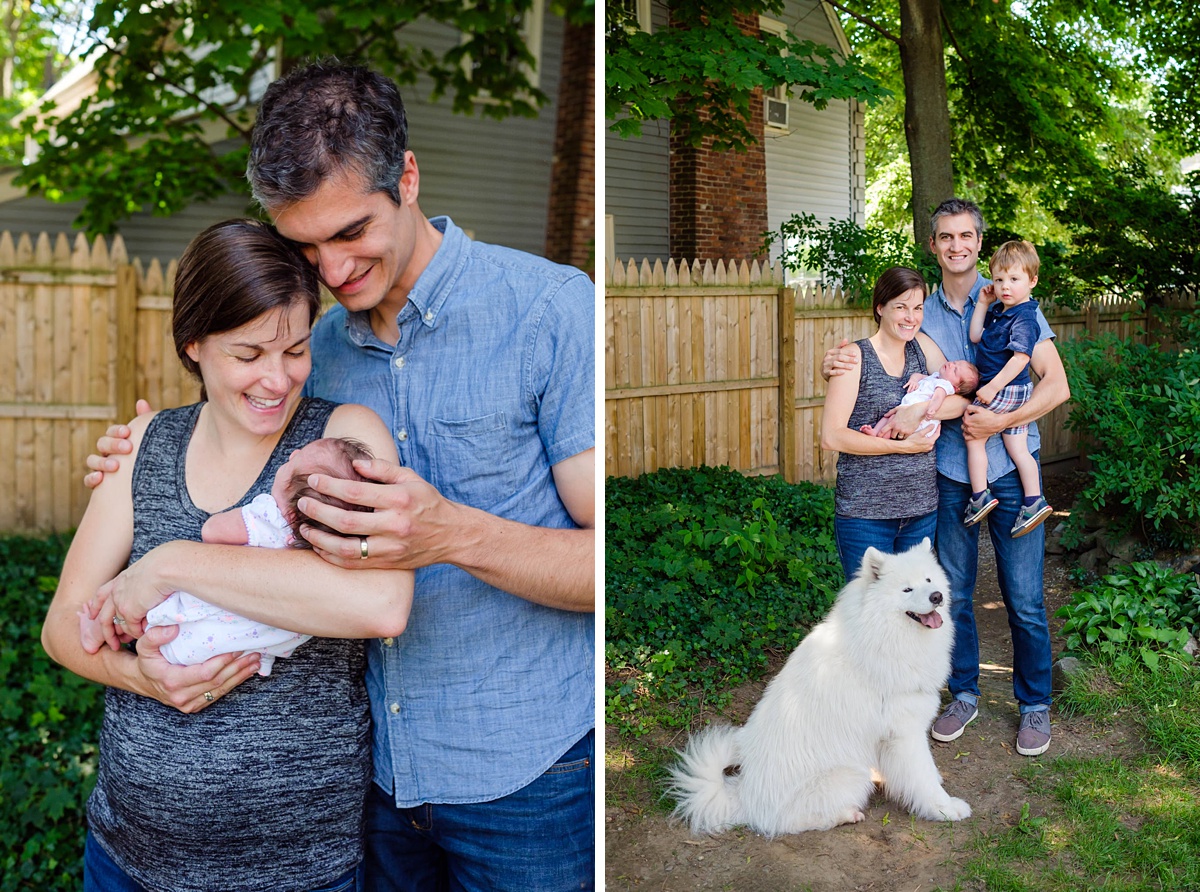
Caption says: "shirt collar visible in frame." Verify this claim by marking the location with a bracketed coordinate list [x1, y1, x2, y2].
[933, 271, 987, 315]
[342, 215, 468, 348]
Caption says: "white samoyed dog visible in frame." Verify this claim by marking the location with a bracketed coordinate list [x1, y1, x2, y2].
[668, 538, 970, 837]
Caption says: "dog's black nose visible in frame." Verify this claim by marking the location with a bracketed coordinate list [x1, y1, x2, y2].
[929, 591, 943, 606]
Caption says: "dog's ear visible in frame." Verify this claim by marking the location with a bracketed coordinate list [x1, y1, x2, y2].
[860, 547, 887, 582]
[916, 537, 932, 552]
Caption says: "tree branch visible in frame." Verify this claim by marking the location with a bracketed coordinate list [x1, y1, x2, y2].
[940, 4, 969, 68]
[822, 0, 899, 45]
[91, 34, 255, 141]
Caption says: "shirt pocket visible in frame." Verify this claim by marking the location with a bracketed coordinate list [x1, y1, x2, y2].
[428, 412, 521, 510]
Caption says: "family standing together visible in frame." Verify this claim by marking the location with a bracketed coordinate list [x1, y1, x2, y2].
[43, 60, 595, 892]
[820, 198, 1070, 758]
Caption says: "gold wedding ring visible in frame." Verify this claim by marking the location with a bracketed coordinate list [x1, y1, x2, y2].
[203, 691, 215, 703]
[360, 537, 369, 560]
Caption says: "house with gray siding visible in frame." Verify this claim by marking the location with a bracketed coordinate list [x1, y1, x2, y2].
[605, 0, 864, 271]
[0, 4, 584, 267]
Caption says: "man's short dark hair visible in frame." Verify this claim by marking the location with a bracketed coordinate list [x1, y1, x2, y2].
[247, 60, 409, 210]
[929, 198, 986, 242]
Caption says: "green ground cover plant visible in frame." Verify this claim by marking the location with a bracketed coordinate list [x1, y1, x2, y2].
[1055, 561, 1200, 672]
[0, 532, 99, 892]
[605, 466, 842, 736]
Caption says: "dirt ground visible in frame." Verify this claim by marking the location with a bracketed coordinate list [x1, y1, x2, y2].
[604, 466, 1147, 891]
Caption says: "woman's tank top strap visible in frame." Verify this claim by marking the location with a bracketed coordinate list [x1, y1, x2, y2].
[130, 398, 340, 563]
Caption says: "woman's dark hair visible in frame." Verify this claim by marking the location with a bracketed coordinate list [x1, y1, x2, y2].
[872, 266, 928, 325]
[173, 219, 321, 389]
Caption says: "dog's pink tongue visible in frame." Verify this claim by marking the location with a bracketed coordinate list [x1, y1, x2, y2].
[920, 611, 943, 629]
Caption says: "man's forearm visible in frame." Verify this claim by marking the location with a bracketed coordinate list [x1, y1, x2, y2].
[446, 506, 595, 612]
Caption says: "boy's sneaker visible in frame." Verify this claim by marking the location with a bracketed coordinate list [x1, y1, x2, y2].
[1011, 496, 1053, 539]
[931, 699, 979, 742]
[963, 490, 999, 526]
[1016, 710, 1051, 756]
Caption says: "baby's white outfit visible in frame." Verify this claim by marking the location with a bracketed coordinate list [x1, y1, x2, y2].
[900, 373, 956, 434]
[146, 493, 311, 676]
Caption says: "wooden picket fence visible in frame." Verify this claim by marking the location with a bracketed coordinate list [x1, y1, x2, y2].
[0, 231, 197, 533]
[605, 257, 1157, 483]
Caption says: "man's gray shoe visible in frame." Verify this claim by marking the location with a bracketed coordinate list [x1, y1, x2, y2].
[1016, 709, 1051, 756]
[931, 699, 978, 742]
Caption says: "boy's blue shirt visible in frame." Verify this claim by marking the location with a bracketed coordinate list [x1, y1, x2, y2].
[976, 299, 1040, 386]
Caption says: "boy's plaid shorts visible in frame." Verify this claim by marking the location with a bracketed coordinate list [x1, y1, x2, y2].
[976, 382, 1034, 434]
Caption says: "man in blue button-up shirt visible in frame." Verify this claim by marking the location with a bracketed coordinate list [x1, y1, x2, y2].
[87, 62, 595, 891]
[823, 199, 1069, 760]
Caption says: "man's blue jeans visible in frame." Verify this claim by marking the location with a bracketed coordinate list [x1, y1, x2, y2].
[936, 465, 1053, 712]
[363, 729, 594, 892]
[834, 510, 938, 582]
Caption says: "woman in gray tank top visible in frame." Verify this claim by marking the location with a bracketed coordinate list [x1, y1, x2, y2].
[820, 267, 957, 581]
[41, 220, 413, 892]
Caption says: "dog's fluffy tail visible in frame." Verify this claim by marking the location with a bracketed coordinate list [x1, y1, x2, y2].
[666, 724, 743, 834]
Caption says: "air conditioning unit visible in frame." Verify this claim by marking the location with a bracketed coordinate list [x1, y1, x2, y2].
[765, 95, 789, 129]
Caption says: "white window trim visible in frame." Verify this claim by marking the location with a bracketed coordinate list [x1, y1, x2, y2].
[759, 15, 791, 135]
[463, 0, 545, 104]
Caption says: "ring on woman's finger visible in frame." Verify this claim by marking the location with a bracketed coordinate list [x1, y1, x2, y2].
[114, 615, 126, 625]
[360, 537, 369, 560]
[203, 691, 215, 703]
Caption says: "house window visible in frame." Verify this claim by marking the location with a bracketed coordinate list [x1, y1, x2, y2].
[759, 16, 790, 134]
[611, 0, 652, 34]
[462, 0, 545, 99]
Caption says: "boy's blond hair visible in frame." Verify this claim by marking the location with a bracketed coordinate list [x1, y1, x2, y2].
[989, 240, 1040, 279]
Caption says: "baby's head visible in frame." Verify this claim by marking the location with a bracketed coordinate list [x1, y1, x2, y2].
[271, 437, 375, 548]
[940, 360, 980, 396]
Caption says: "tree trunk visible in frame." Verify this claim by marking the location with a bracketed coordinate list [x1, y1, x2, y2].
[898, 0, 954, 244]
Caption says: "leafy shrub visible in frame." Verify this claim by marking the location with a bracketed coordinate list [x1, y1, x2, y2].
[1059, 324, 1200, 548]
[1055, 562, 1200, 672]
[1049, 165, 1200, 307]
[760, 213, 941, 301]
[605, 466, 842, 734]
[0, 532, 101, 892]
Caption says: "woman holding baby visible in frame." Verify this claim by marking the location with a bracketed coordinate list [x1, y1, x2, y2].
[41, 220, 412, 891]
[820, 266, 956, 581]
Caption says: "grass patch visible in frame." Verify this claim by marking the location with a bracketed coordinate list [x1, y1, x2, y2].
[960, 653, 1200, 891]
[963, 757, 1200, 891]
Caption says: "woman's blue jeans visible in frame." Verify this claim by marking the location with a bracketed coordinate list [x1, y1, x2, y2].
[84, 830, 363, 891]
[936, 467, 1053, 712]
[834, 510, 938, 582]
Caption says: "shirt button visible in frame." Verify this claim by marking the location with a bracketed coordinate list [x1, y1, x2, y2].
[394, 356, 405, 369]
[397, 430, 408, 442]
[382, 637, 394, 647]
[389, 703, 400, 715]
[424, 310, 433, 322]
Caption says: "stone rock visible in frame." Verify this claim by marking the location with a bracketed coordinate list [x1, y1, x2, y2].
[1170, 553, 1200, 575]
[1107, 533, 1145, 564]
[1078, 546, 1106, 575]
[1053, 656, 1084, 694]
[1185, 636, 1199, 657]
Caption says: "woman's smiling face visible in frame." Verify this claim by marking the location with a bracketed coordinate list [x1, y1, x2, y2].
[185, 300, 313, 438]
[878, 287, 925, 341]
